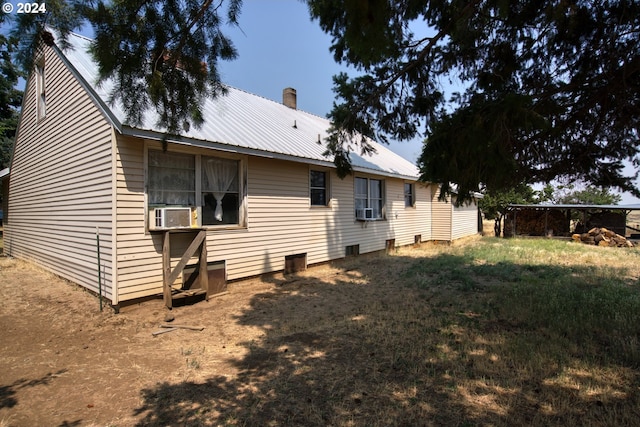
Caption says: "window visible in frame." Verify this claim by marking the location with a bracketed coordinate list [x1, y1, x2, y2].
[148, 149, 243, 227]
[310, 170, 328, 206]
[355, 177, 384, 219]
[148, 150, 195, 206]
[35, 59, 46, 120]
[201, 156, 239, 225]
[404, 183, 415, 207]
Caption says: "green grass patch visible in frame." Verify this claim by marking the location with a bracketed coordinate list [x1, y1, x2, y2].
[403, 237, 640, 367]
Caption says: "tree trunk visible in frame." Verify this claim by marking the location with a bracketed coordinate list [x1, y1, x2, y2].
[494, 217, 501, 237]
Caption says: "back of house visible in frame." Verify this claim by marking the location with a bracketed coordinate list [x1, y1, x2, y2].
[4, 30, 480, 309]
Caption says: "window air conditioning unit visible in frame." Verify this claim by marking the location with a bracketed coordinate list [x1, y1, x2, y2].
[356, 208, 375, 221]
[149, 207, 195, 230]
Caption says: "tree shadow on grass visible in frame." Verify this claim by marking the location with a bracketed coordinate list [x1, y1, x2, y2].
[133, 250, 640, 426]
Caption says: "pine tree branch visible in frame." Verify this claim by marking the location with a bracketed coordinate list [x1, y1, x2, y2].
[167, 0, 216, 67]
[333, 0, 482, 144]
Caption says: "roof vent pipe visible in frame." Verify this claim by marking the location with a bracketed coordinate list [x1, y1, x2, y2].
[283, 87, 297, 109]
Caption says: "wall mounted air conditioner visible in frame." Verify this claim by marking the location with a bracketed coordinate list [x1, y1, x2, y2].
[356, 208, 375, 221]
[149, 207, 196, 230]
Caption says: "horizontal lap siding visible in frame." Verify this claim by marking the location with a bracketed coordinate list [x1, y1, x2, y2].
[221, 159, 431, 278]
[452, 199, 479, 240]
[208, 157, 314, 279]
[431, 185, 453, 241]
[114, 141, 433, 301]
[386, 182, 432, 247]
[6, 46, 114, 299]
[114, 136, 154, 301]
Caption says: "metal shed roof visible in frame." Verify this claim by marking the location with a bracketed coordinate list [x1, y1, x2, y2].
[508, 203, 640, 211]
[57, 31, 420, 180]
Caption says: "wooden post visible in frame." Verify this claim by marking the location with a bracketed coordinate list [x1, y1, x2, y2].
[162, 231, 172, 309]
[166, 230, 206, 285]
[545, 209, 549, 237]
[162, 230, 207, 308]
[199, 237, 209, 299]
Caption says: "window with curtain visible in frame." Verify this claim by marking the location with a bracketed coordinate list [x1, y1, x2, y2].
[355, 177, 368, 212]
[310, 170, 328, 206]
[370, 179, 383, 218]
[147, 150, 243, 227]
[201, 156, 239, 225]
[148, 150, 195, 206]
[355, 177, 384, 219]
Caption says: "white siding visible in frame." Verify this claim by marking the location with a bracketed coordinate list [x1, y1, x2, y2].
[113, 136, 152, 301]
[114, 139, 432, 301]
[452, 198, 479, 240]
[6, 45, 114, 299]
[431, 185, 452, 241]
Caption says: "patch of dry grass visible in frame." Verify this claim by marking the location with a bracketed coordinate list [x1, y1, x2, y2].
[2, 236, 640, 426]
[131, 237, 640, 426]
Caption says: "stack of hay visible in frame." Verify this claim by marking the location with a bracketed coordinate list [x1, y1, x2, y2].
[572, 227, 634, 247]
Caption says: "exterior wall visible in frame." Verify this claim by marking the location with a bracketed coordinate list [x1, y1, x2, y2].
[5, 44, 115, 299]
[2, 40, 479, 306]
[451, 197, 479, 240]
[113, 136, 149, 301]
[114, 137, 432, 302]
[430, 185, 452, 241]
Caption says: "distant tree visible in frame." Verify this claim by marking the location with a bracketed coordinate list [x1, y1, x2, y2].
[0, 20, 22, 171]
[479, 184, 549, 237]
[538, 184, 555, 205]
[308, 0, 640, 200]
[554, 184, 622, 205]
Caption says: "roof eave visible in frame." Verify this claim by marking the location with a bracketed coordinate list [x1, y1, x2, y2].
[508, 203, 640, 211]
[124, 126, 420, 181]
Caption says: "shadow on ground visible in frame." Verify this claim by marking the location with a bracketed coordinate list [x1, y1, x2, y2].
[132, 249, 640, 426]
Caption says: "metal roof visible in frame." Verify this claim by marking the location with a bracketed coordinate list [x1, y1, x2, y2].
[58, 31, 420, 180]
[508, 203, 640, 211]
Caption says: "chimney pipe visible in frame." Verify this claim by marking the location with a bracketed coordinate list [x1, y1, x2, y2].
[283, 87, 297, 109]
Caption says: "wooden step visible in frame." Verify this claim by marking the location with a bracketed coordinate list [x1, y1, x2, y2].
[171, 289, 207, 300]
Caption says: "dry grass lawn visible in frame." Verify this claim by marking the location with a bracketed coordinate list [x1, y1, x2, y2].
[1, 235, 640, 426]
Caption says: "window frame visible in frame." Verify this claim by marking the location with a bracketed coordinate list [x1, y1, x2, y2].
[200, 155, 242, 226]
[354, 176, 385, 220]
[309, 169, 330, 207]
[35, 57, 46, 121]
[146, 147, 247, 230]
[148, 150, 196, 206]
[404, 182, 415, 208]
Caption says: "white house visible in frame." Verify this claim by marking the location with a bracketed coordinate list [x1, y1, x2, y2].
[4, 31, 480, 310]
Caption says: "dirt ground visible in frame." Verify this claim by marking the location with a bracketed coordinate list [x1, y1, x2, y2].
[0, 247, 416, 427]
[4, 229, 638, 427]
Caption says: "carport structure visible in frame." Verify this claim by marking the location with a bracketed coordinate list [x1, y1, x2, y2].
[505, 204, 640, 238]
